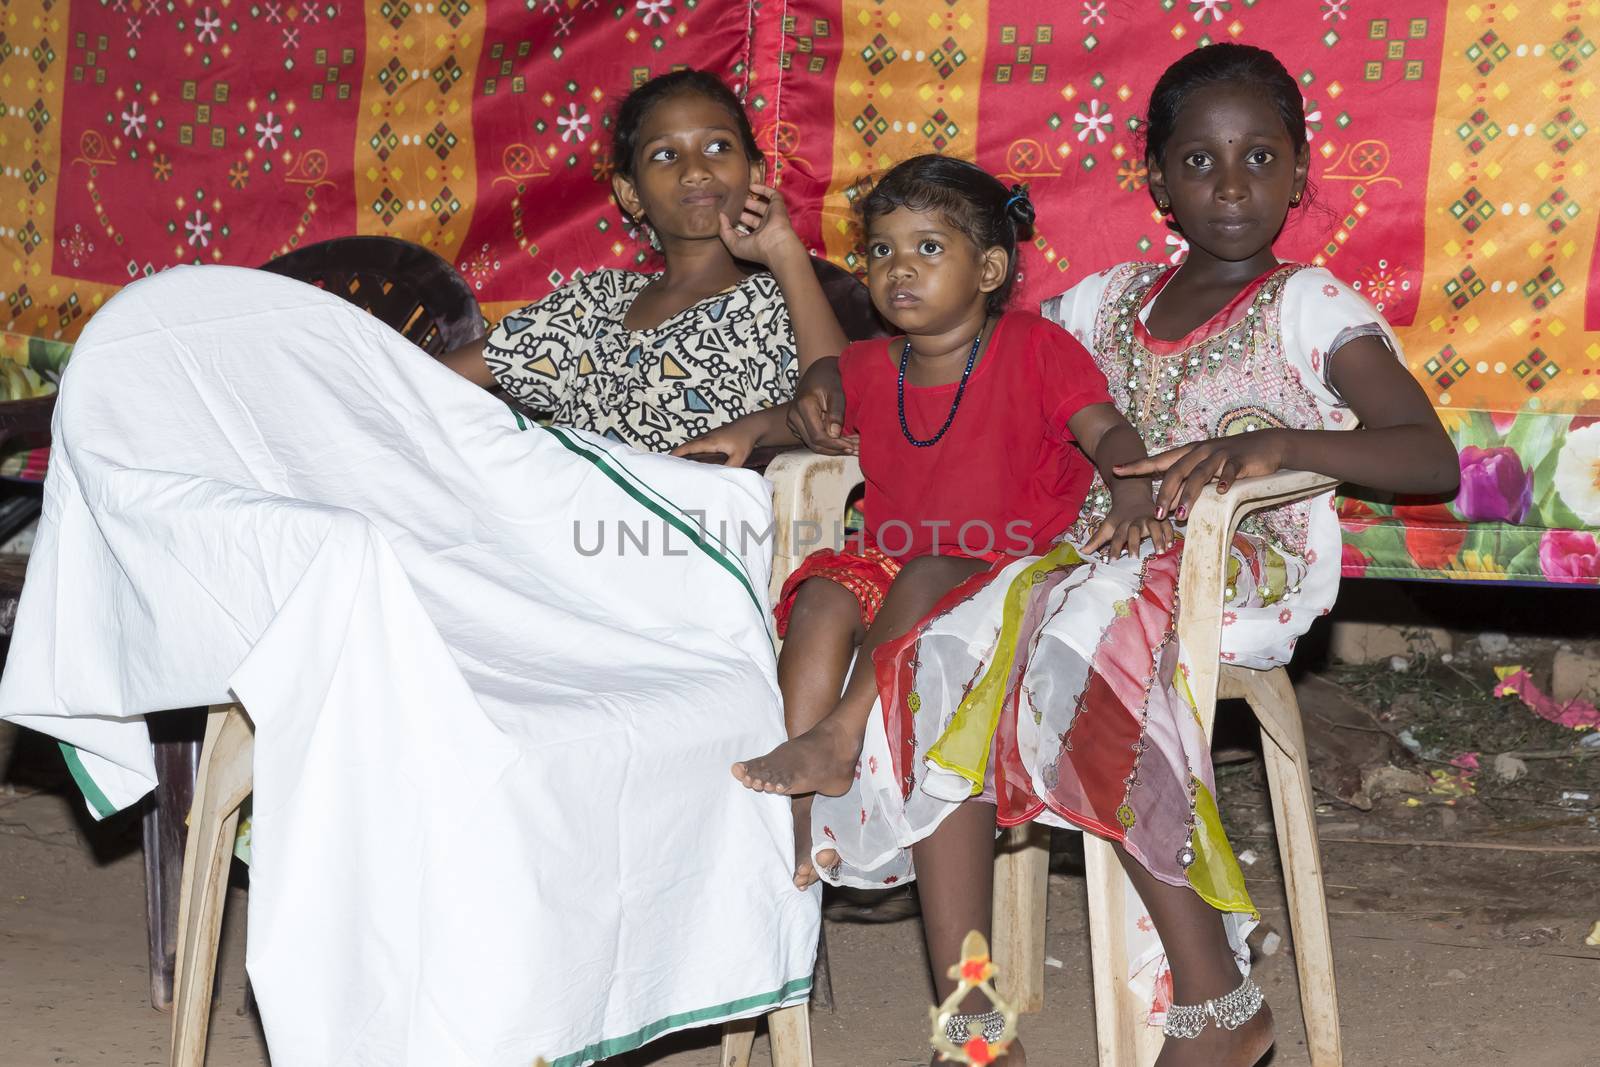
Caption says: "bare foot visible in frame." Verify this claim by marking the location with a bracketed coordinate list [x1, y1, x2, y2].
[791, 796, 818, 889]
[731, 717, 860, 796]
[1154, 1000, 1273, 1067]
[814, 845, 840, 877]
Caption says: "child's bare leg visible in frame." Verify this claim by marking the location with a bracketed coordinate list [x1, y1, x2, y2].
[734, 555, 989, 798]
[773, 579, 864, 888]
[1113, 844, 1273, 1067]
[914, 801, 1026, 1067]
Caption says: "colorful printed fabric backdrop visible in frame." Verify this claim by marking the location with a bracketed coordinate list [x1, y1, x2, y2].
[0, 0, 1596, 583]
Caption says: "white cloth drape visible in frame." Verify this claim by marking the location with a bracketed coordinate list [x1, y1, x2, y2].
[0, 266, 817, 1066]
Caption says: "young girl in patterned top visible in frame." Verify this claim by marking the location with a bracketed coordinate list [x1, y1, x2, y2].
[443, 69, 845, 456]
[781, 46, 1456, 1066]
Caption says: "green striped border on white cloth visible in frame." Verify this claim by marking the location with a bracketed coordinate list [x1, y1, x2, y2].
[546, 976, 811, 1066]
[526, 418, 767, 623]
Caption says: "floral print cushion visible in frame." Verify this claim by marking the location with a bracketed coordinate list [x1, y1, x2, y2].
[1340, 408, 1600, 584]
[0, 333, 68, 483]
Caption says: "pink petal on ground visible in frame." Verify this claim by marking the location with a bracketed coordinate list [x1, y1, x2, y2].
[1493, 666, 1600, 730]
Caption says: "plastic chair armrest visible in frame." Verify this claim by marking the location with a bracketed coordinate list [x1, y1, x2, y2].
[1178, 470, 1340, 731]
[765, 450, 863, 601]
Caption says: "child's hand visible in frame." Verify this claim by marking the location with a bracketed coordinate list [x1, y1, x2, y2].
[786, 361, 859, 456]
[1080, 499, 1174, 560]
[718, 183, 804, 266]
[672, 422, 762, 468]
[1113, 430, 1288, 522]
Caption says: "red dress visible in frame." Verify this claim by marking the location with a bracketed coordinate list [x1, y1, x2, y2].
[775, 310, 1112, 634]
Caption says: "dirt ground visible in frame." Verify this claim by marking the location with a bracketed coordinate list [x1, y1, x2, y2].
[4, 586, 1598, 1066]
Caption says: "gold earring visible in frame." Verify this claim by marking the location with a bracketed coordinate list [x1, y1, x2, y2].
[1289, 192, 1302, 206]
[1156, 199, 1171, 215]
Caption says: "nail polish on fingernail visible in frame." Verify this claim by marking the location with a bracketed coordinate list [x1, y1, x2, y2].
[1155, 507, 1166, 520]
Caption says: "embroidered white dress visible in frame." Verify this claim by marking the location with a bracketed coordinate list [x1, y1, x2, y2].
[811, 261, 1399, 1020]
[1051, 261, 1398, 667]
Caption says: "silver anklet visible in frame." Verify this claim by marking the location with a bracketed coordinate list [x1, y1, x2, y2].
[944, 1008, 1006, 1046]
[1161, 977, 1265, 1039]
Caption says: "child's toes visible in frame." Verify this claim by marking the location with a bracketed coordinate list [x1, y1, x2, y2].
[731, 761, 766, 789]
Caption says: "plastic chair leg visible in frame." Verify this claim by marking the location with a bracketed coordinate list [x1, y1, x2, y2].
[809, 924, 834, 1013]
[1242, 668, 1343, 1067]
[767, 1001, 813, 1067]
[169, 706, 254, 1067]
[1085, 833, 1168, 1067]
[143, 708, 207, 1013]
[719, 1015, 757, 1067]
[992, 822, 1050, 1013]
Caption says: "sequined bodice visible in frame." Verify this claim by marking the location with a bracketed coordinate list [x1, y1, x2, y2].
[1079, 263, 1324, 556]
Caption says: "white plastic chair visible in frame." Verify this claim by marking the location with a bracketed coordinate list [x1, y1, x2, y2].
[765, 450, 1342, 1067]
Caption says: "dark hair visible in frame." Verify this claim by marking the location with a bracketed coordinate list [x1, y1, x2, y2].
[1143, 44, 1306, 168]
[611, 69, 762, 180]
[860, 154, 1035, 315]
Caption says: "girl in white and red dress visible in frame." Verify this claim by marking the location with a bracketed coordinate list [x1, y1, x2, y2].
[777, 45, 1457, 1067]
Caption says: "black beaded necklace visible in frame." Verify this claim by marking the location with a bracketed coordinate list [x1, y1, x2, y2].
[896, 330, 982, 448]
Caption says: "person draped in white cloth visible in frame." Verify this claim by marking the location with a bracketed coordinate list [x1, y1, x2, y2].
[0, 262, 822, 1066]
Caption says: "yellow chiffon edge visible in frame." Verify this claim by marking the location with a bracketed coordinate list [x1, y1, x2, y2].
[923, 542, 1086, 795]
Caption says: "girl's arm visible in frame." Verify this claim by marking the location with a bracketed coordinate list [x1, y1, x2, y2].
[784, 357, 859, 455]
[1068, 403, 1174, 558]
[1115, 336, 1460, 520]
[671, 404, 800, 467]
[440, 337, 494, 388]
[767, 246, 851, 374]
[718, 184, 849, 374]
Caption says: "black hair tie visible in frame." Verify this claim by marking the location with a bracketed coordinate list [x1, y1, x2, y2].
[1003, 183, 1036, 230]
